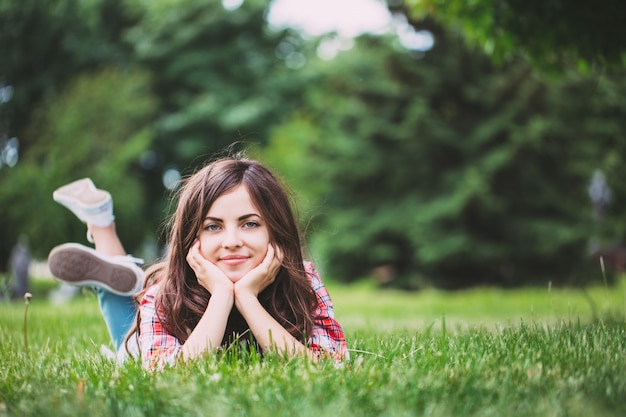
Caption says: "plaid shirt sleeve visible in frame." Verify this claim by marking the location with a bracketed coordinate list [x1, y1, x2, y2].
[305, 262, 349, 361]
[138, 285, 182, 369]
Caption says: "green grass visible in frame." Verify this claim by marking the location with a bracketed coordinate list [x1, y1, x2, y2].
[1, 278, 625, 417]
[328, 278, 626, 331]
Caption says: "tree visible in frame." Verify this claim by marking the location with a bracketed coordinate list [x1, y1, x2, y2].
[0, 0, 140, 152]
[394, 0, 626, 73]
[0, 68, 156, 264]
[261, 28, 626, 289]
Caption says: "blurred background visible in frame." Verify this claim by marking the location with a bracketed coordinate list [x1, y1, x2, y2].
[1, 0, 625, 298]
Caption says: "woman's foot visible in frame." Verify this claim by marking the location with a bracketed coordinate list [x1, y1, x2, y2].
[53, 178, 114, 227]
[48, 243, 144, 296]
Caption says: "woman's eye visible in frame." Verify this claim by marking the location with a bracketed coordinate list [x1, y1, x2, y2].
[243, 221, 259, 229]
[204, 224, 220, 231]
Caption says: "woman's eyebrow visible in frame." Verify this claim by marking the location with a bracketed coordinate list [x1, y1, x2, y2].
[238, 213, 261, 221]
[204, 213, 261, 222]
[203, 216, 222, 222]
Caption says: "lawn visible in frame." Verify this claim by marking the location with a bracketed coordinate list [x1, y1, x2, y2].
[0, 277, 625, 417]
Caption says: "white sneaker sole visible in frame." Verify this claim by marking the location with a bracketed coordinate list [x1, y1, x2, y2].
[48, 243, 143, 296]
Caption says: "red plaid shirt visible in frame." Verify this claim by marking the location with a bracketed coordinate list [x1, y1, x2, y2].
[138, 262, 348, 368]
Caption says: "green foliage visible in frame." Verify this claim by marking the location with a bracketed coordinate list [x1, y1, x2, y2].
[0, 68, 157, 260]
[1, 288, 625, 417]
[0, 0, 140, 146]
[124, 0, 307, 187]
[398, 0, 626, 73]
[261, 30, 626, 288]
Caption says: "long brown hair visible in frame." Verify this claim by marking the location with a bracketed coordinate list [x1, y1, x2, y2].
[130, 156, 316, 350]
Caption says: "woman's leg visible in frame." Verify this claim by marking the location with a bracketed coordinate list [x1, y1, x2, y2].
[90, 223, 139, 351]
[96, 289, 137, 350]
[48, 178, 143, 350]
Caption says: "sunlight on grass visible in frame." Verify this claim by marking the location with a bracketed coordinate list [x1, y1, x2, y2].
[327, 277, 626, 331]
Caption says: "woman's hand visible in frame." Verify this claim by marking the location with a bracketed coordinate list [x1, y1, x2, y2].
[234, 244, 283, 298]
[186, 239, 233, 296]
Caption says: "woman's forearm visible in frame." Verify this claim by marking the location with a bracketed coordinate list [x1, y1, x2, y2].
[234, 293, 311, 358]
[181, 291, 234, 360]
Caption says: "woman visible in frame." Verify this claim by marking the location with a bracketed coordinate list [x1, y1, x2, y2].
[48, 156, 348, 369]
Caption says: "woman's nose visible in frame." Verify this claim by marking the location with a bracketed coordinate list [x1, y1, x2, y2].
[221, 228, 243, 248]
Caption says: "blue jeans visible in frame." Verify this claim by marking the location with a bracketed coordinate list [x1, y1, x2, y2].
[96, 289, 137, 350]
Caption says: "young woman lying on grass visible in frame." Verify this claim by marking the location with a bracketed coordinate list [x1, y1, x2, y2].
[47, 155, 348, 369]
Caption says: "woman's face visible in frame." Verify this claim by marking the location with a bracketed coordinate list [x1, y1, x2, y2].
[197, 184, 270, 282]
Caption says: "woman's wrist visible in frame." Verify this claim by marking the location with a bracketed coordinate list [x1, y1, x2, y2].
[210, 286, 235, 304]
[233, 290, 259, 310]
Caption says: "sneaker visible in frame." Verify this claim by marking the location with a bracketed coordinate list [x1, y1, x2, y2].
[48, 243, 144, 296]
[53, 178, 114, 227]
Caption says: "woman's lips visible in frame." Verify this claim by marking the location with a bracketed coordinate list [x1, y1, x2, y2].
[219, 255, 249, 266]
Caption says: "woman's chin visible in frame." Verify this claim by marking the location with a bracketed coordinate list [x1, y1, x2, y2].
[219, 264, 257, 283]
[228, 275, 242, 283]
